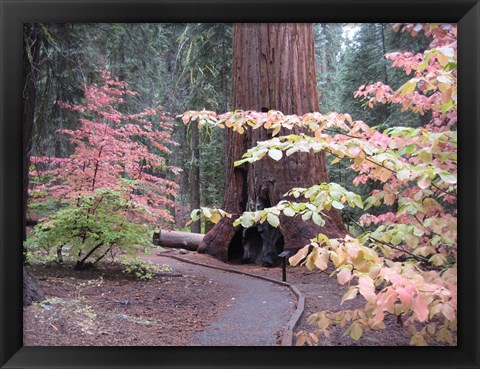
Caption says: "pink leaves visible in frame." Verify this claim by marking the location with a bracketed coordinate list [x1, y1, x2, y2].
[30, 69, 179, 225]
[337, 268, 352, 285]
[396, 283, 416, 306]
[358, 275, 376, 303]
[412, 294, 429, 322]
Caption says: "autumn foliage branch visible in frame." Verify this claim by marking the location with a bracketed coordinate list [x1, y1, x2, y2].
[181, 23, 457, 346]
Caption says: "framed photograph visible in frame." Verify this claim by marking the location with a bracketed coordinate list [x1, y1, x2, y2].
[1, 0, 478, 368]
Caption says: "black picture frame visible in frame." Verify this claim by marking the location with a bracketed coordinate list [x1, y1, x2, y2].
[1, 0, 478, 368]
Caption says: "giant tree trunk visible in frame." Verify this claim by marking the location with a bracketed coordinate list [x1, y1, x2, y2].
[198, 24, 345, 265]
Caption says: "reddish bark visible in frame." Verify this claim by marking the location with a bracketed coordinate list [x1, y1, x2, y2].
[198, 24, 345, 264]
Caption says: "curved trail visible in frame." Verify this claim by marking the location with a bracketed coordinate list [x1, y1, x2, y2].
[143, 254, 296, 346]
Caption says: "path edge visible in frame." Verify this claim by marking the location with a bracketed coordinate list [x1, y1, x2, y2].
[156, 252, 305, 346]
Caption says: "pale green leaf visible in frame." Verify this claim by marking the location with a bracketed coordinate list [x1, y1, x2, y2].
[240, 213, 255, 228]
[267, 213, 280, 228]
[268, 149, 283, 161]
[332, 200, 344, 210]
[312, 212, 325, 226]
[283, 207, 296, 217]
[439, 172, 456, 184]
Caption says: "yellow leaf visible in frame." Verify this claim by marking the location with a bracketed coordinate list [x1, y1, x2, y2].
[384, 192, 395, 206]
[436, 52, 449, 67]
[289, 245, 309, 266]
[379, 169, 391, 183]
[354, 155, 365, 166]
[305, 252, 316, 271]
[317, 316, 330, 330]
[441, 303, 455, 321]
[398, 80, 416, 96]
[350, 322, 363, 341]
[209, 212, 221, 224]
[341, 286, 358, 304]
[315, 248, 329, 271]
[410, 333, 428, 346]
[271, 125, 281, 137]
[295, 333, 307, 346]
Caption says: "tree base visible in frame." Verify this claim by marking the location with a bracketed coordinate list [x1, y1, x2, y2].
[23, 267, 45, 306]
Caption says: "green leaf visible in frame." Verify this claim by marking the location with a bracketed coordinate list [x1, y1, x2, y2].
[266, 213, 280, 227]
[312, 212, 325, 226]
[240, 213, 255, 228]
[397, 169, 411, 181]
[332, 200, 344, 210]
[202, 207, 212, 218]
[234, 158, 252, 166]
[391, 233, 403, 246]
[190, 209, 200, 221]
[283, 207, 296, 217]
[437, 46, 454, 58]
[441, 100, 454, 114]
[268, 149, 283, 161]
[302, 211, 312, 221]
[352, 195, 363, 209]
[439, 172, 456, 184]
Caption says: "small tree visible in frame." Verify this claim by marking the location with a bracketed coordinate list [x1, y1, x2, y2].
[27, 70, 179, 268]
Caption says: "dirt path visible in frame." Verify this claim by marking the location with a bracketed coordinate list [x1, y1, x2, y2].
[142, 254, 296, 346]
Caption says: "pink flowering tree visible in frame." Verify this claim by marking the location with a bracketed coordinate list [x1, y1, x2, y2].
[181, 23, 457, 345]
[27, 70, 179, 269]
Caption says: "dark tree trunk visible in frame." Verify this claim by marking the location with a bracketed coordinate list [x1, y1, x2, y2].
[23, 268, 45, 306]
[23, 23, 45, 305]
[198, 24, 346, 265]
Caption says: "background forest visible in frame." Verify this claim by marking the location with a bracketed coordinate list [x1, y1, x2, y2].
[25, 23, 430, 232]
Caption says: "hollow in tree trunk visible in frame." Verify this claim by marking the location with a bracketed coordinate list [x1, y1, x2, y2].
[198, 24, 346, 266]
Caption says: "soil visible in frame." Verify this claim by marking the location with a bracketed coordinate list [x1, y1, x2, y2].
[24, 260, 235, 346]
[24, 248, 447, 346]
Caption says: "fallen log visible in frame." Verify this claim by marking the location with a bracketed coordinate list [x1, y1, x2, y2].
[153, 230, 204, 251]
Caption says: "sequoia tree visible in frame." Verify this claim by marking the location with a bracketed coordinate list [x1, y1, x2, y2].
[198, 23, 345, 265]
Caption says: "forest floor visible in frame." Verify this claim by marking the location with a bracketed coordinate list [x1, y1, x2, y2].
[25, 247, 424, 346]
[163, 249, 415, 346]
